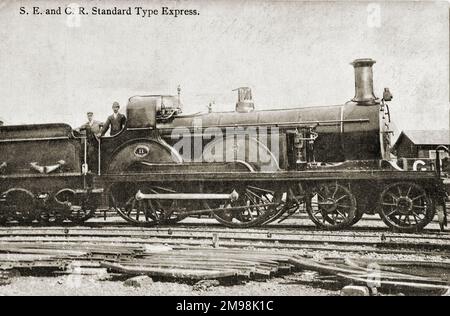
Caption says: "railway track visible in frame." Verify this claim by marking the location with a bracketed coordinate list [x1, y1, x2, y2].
[0, 224, 448, 240]
[0, 219, 448, 295]
[0, 222, 448, 255]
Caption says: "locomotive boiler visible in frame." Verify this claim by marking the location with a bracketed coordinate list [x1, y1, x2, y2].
[161, 59, 389, 166]
[0, 58, 446, 232]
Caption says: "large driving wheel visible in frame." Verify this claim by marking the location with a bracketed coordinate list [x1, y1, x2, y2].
[208, 185, 282, 228]
[306, 183, 356, 230]
[111, 184, 187, 226]
[261, 202, 299, 225]
[262, 183, 306, 225]
[379, 182, 435, 232]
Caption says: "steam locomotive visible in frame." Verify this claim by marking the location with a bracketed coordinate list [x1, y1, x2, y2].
[0, 58, 447, 232]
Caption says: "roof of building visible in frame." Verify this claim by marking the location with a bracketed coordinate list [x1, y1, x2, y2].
[392, 130, 450, 150]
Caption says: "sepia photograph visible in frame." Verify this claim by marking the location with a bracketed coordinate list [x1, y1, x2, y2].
[0, 0, 449, 301]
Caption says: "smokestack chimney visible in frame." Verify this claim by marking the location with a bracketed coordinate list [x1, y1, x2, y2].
[233, 87, 255, 113]
[351, 58, 379, 105]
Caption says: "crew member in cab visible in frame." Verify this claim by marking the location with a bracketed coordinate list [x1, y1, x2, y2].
[76, 112, 102, 137]
[101, 102, 127, 137]
[75, 112, 102, 174]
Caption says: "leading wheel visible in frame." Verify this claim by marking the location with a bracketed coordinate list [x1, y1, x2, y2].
[379, 182, 435, 232]
[305, 183, 356, 230]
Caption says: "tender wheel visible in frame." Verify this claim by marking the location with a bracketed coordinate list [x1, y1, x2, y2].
[110, 184, 187, 226]
[208, 185, 282, 228]
[379, 182, 435, 232]
[0, 217, 7, 225]
[0, 195, 10, 225]
[1, 188, 37, 224]
[305, 183, 356, 230]
[38, 210, 65, 225]
[54, 189, 96, 224]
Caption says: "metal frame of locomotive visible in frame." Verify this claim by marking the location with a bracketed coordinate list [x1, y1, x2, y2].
[0, 58, 447, 232]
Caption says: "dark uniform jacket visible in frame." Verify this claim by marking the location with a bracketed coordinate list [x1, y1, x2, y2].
[101, 113, 126, 136]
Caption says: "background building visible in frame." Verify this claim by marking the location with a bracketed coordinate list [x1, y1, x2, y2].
[391, 130, 449, 158]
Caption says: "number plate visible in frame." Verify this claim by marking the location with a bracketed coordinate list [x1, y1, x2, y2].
[134, 145, 150, 158]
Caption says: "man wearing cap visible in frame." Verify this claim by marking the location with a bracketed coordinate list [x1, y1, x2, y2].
[77, 112, 102, 136]
[101, 102, 127, 137]
[75, 112, 102, 173]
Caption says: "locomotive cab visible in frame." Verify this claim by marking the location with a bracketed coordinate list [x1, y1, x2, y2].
[98, 95, 184, 175]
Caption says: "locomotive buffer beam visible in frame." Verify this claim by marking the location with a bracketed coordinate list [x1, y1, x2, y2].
[135, 190, 239, 202]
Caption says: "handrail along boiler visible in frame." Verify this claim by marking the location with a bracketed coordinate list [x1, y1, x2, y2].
[0, 58, 447, 232]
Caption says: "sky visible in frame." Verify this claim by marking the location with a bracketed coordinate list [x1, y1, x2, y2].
[0, 0, 448, 134]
